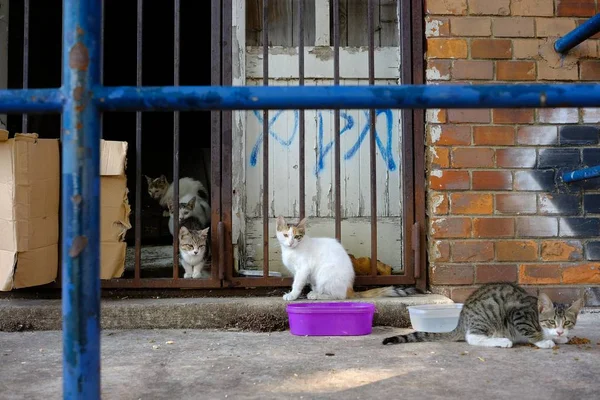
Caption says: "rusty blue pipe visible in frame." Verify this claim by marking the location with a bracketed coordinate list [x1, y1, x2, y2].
[555, 14, 600, 54]
[94, 83, 600, 111]
[563, 165, 600, 183]
[0, 89, 64, 112]
[61, 0, 102, 398]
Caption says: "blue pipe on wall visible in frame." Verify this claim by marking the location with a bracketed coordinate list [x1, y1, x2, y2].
[555, 14, 600, 54]
[61, 0, 102, 398]
[0, 89, 64, 112]
[563, 166, 600, 183]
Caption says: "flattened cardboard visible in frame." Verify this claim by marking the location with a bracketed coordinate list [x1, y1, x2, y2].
[100, 140, 131, 279]
[0, 133, 60, 291]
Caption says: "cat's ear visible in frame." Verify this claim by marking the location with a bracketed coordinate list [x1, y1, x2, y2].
[179, 226, 189, 239]
[568, 298, 584, 315]
[276, 216, 287, 231]
[159, 174, 168, 182]
[145, 175, 153, 185]
[538, 293, 554, 313]
[297, 217, 308, 230]
[201, 227, 210, 236]
[187, 196, 196, 209]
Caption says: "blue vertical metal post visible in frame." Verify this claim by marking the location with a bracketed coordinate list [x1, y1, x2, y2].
[61, 0, 102, 398]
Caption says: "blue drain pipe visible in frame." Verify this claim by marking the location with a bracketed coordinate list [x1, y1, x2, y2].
[555, 13, 600, 54]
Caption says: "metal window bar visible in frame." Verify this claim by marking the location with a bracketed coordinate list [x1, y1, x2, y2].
[134, 0, 143, 282]
[262, 0, 269, 279]
[2, 3, 600, 395]
[172, 0, 181, 280]
[368, 0, 377, 275]
[333, 0, 341, 241]
[21, 0, 29, 132]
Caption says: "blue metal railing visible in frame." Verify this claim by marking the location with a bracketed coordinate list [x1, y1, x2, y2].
[0, 1, 600, 399]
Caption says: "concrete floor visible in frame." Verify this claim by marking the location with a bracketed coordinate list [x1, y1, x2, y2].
[1, 312, 599, 400]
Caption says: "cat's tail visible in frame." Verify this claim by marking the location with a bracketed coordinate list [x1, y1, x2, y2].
[349, 286, 421, 299]
[382, 314, 466, 345]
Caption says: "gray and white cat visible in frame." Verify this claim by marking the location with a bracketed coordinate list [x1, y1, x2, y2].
[146, 175, 210, 217]
[382, 282, 584, 349]
[167, 194, 210, 235]
[178, 218, 211, 279]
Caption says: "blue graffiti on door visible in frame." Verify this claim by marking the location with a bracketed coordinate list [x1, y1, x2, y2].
[249, 109, 397, 177]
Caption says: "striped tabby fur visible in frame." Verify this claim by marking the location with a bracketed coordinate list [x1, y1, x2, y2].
[383, 283, 584, 349]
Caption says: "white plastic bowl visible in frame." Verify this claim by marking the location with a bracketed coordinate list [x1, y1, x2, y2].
[407, 303, 463, 333]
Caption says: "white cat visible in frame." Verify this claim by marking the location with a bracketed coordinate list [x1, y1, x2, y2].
[178, 221, 211, 279]
[276, 216, 420, 301]
[145, 175, 209, 215]
[167, 194, 211, 235]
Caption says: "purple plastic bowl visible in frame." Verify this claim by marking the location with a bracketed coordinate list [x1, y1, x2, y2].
[286, 302, 376, 336]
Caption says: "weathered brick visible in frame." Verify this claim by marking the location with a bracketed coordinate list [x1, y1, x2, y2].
[560, 126, 599, 145]
[513, 39, 542, 59]
[427, 39, 468, 58]
[538, 108, 579, 124]
[517, 126, 558, 145]
[583, 149, 600, 166]
[538, 149, 580, 168]
[452, 60, 494, 80]
[431, 217, 472, 238]
[425, 0, 468, 15]
[511, 0, 554, 16]
[472, 171, 513, 190]
[425, 17, 451, 37]
[582, 108, 600, 123]
[570, 177, 600, 191]
[427, 109, 447, 123]
[429, 170, 470, 190]
[556, 0, 596, 17]
[447, 109, 491, 123]
[584, 194, 600, 214]
[580, 61, 600, 81]
[430, 147, 450, 168]
[537, 61, 579, 81]
[516, 216, 558, 237]
[559, 217, 600, 237]
[471, 39, 512, 59]
[451, 287, 478, 302]
[541, 240, 584, 262]
[497, 61, 536, 81]
[492, 17, 535, 37]
[475, 264, 518, 283]
[450, 17, 491, 36]
[430, 264, 474, 285]
[576, 18, 600, 39]
[536, 18, 578, 36]
[473, 217, 514, 238]
[496, 193, 537, 214]
[496, 148, 537, 168]
[428, 125, 471, 145]
[519, 264, 562, 284]
[431, 193, 449, 215]
[497, 241, 538, 261]
[451, 193, 494, 214]
[539, 193, 581, 215]
[452, 241, 494, 262]
[468, 0, 510, 15]
[493, 109, 534, 124]
[427, 60, 452, 81]
[562, 263, 600, 284]
[585, 241, 600, 261]
[431, 240, 451, 262]
[452, 148, 495, 168]
[514, 170, 555, 191]
[473, 126, 515, 145]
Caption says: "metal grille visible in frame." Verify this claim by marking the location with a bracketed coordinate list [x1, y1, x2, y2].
[4, 0, 427, 291]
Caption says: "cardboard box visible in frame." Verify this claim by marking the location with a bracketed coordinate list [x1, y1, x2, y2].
[100, 140, 131, 279]
[0, 132, 59, 291]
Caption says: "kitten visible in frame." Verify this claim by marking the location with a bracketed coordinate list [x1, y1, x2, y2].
[382, 282, 584, 349]
[167, 194, 210, 235]
[178, 218, 211, 279]
[145, 175, 209, 212]
[276, 216, 420, 301]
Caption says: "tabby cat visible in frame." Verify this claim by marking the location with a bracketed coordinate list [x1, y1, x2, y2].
[276, 216, 420, 301]
[167, 194, 210, 235]
[382, 282, 584, 349]
[178, 218, 211, 279]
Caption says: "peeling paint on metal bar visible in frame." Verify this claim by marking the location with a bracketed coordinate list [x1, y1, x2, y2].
[93, 84, 600, 112]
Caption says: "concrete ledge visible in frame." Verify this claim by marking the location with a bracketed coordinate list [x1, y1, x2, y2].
[0, 294, 452, 332]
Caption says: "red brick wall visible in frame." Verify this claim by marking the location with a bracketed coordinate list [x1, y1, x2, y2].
[425, 0, 600, 303]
